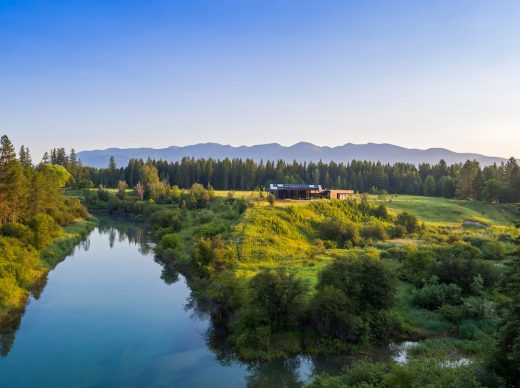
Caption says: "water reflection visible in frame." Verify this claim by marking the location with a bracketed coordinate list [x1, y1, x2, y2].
[0, 272, 49, 357]
[0, 217, 163, 358]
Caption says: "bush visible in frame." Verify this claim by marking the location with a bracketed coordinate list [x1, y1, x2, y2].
[319, 217, 361, 246]
[372, 204, 390, 220]
[318, 252, 396, 312]
[29, 213, 61, 249]
[391, 224, 407, 238]
[192, 235, 234, 274]
[401, 249, 434, 286]
[412, 277, 462, 310]
[361, 222, 387, 241]
[395, 211, 418, 234]
[242, 268, 309, 332]
[480, 240, 506, 260]
[310, 285, 363, 342]
[158, 233, 180, 250]
[429, 248, 498, 292]
[1, 223, 33, 245]
[148, 209, 182, 231]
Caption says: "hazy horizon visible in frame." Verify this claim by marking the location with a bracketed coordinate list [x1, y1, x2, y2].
[2, 1, 519, 159]
[76, 140, 514, 159]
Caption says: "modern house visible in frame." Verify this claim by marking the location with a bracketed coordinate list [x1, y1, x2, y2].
[268, 184, 354, 200]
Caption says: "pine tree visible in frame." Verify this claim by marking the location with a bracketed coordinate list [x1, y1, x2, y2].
[19, 145, 32, 168]
[0, 135, 25, 224]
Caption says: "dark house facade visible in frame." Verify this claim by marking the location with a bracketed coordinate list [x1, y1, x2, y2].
[268, 184, 354, 200]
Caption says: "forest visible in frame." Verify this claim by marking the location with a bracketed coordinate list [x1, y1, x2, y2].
[44, 147, 520, 203]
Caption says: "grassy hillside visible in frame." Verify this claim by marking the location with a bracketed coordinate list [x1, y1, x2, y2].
[231, 195, 520, 284]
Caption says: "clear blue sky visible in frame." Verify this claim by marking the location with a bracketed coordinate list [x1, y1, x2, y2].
[1, 0, 519, 159]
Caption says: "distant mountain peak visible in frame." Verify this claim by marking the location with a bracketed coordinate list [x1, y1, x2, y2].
[77, 142, 510, 168]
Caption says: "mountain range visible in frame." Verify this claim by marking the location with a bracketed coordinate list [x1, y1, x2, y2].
[76, 142, 511, 168]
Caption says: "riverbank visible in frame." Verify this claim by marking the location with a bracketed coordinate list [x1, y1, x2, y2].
[0, 217, 96, 330]
[42, 218, 97, 268]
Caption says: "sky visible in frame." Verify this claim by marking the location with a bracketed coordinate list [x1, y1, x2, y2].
[1, 0, 520, 159]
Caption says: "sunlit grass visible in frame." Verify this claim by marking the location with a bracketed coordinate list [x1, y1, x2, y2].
[372, 194, 519, 225]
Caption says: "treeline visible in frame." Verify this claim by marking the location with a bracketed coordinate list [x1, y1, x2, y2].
[0, 135, 87, 324]
[46, 148, 520, 203]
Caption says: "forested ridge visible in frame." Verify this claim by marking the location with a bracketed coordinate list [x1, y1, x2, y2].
[0, 135, 89, 332]
[46, 147, 520, 203]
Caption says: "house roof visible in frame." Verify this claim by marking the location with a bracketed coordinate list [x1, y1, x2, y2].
[269, 183, 322, 190]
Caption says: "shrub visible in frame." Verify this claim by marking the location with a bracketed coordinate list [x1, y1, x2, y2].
[244, 268, 309, 332]
[310, 285, 363, 342]
[148, 209, 182, 231]
[401, 249, 434, 286]
[395, 211, 418, 234]
[318, 252, 396, 312]
[391, 224, 407, 238]
[158, 233, 180, 250]
[308, 359, 484, 388]
[319, 217, 361, 246]
[267, 193, 275, 206]
[29, 213, 61, 249]
[412, 277, 462, 310]
[1, 223, 32, 245]
[192, 235, 234, 274]
[429, 252, 498, 292]
[480, 240, 506, 260]
[438, 304, 465, 324]
[372, 204, 390, 220]
[361, 222, 387, 241]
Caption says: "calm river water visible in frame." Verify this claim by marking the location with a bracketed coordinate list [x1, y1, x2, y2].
[0, 219, 398, 387]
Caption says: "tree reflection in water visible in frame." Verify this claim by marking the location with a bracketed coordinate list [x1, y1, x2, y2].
[0, 217, 180, 358]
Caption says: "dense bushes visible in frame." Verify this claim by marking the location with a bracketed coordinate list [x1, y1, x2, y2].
[310, 285, 363, 342]
[226, 268, 310, 355]
[318, 251, 396, 312]
[245, 268, 309, 332]
[412, 277, 462, 310]
[319, 217, 361, 247]
[430, 247, 498, 292]
[312, 252, 398, 343]
[361, 221, 388, 241]
[192, 235, 234, 274]
[399, 244, 499, 293]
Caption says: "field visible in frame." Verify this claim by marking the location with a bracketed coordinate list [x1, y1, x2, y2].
[373, 194, 519, 226]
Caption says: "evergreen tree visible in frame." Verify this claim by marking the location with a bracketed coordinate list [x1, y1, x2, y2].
[0, 135, 25, 224]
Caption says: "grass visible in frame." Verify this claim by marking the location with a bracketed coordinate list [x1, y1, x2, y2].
[42, 218, 97, 268]
[373, 194, 520, 226]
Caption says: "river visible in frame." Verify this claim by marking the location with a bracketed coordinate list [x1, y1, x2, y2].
[0, 219, 400, 387]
